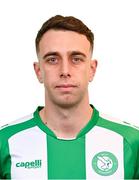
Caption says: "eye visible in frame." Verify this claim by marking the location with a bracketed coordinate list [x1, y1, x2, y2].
[72, 57, 83, 64]
[46, 57, 58, 64]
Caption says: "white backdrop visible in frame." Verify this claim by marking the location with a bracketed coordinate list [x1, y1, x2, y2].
[0, 0, 139, 126]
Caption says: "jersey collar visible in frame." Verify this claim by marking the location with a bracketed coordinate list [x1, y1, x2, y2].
[33, 104, 99, 139]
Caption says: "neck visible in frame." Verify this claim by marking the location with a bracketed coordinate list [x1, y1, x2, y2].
[40, 99, 93, 139]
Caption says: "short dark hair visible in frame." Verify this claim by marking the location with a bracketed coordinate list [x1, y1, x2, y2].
[35, 15, 94, 53]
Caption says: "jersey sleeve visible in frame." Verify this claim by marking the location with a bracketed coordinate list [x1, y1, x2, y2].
[0, 137, 4, 178]
[0, 127, 11, 179]
[134, 147, 139, 178]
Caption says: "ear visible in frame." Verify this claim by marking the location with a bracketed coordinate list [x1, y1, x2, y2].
[33, 62, 43, 83]
[89, 59, 98, 82]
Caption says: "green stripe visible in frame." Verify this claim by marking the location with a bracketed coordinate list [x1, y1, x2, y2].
[47, 135, 86, 179]
[124, 139, 135, 179]
[0, 141, 11, 179]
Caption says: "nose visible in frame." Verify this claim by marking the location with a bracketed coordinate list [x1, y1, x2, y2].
[60, 59, 71, 78]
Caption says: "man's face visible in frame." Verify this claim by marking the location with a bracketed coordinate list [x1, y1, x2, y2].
[34, 30, 97, 108]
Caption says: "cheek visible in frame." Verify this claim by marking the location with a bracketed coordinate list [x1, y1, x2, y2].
[43, 70, 57, 87]
[83, 66, 91, 80]
[40, 68, 49, 84]
[78, 68, 90, 85]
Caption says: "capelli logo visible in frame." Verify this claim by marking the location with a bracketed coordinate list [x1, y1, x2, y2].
[16, 160, 42, 169]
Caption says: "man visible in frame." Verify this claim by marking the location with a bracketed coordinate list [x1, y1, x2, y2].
[0, 15, 139, 179]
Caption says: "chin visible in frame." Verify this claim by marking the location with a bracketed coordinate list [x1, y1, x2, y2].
[49, 91, 86, 108]
[53, 98, 82, 109]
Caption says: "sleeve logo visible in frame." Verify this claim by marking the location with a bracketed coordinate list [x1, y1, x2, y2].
[92, 151, 118, 176]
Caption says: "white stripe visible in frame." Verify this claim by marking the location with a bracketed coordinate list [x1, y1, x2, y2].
[10, 114, 33, 125]
[100, 112, 139, 130]
[0, 114, 33, 130]
[9, 126, 48, 179]
[99, 112, 123, 124]
[86, 126, 124, 179]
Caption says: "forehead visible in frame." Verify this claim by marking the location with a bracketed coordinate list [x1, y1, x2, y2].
[38, 30, 91, 56]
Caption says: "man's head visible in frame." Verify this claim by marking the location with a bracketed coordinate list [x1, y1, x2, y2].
[34, 15, 97, 108]
[35, 15, 94, 54]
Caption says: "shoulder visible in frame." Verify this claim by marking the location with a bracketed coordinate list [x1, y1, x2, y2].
[97, 113, 139, 144]
[0, 113, 35, 142]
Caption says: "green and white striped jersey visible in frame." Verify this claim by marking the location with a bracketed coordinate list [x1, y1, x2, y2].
[0, 105, 139, 179]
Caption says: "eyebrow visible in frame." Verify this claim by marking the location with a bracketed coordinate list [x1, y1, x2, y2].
[70, 51, 87, 58]
[42, 52, 59, 59]
[42, 51, 87, 60]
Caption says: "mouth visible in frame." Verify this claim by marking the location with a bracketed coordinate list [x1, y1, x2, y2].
[55, 84, 77, 91]
[56, 84, 77, 88]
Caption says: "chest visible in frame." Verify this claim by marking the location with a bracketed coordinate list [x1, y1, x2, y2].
[3, 127, 134, 179]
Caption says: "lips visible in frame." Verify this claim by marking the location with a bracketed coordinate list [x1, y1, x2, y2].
[56, 84, 77, 88]
[55, 84, 78, 92]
